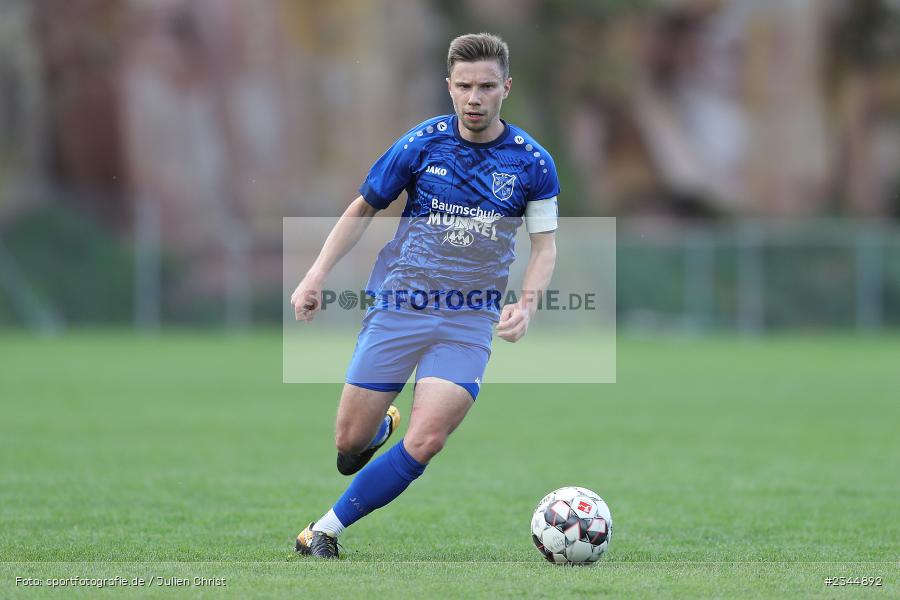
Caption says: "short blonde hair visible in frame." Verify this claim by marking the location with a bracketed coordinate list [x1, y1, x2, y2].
[447, 33, 509, 79]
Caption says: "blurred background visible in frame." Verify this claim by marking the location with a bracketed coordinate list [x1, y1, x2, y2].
[1, 0, 899, 333]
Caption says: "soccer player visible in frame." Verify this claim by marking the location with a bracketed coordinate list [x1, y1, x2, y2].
[291, 33, 559, 558]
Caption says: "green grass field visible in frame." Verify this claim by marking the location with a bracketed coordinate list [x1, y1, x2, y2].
[1, 332, 897, 598]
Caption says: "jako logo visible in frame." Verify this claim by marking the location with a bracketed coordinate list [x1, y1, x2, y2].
[426, 165, 447, 177]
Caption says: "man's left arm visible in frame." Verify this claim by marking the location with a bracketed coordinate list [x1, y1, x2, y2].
[496, 231, 556, 342]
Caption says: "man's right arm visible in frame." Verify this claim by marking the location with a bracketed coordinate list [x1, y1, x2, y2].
[290, 196, 378, 321]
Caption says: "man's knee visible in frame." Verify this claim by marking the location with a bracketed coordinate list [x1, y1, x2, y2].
[404, 431, 446, 463]
[335, 427, 369, 456]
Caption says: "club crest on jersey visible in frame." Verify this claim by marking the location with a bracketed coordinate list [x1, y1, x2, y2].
[491, 172, 516, 201]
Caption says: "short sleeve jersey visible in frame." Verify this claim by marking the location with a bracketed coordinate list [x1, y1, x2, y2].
[359, 115, 560, 316]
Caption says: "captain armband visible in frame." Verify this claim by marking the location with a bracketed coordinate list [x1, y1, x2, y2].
[524, 196, 558, 233]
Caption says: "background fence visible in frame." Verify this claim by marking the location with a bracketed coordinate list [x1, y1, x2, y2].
[618, 219, 899, 333]
[1, 197, 897, 333]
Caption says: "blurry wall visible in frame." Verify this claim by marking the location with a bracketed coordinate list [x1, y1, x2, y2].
[0, 0, 48, 221]
[0, 0, 898, 329]
[449, 0, 900, 217]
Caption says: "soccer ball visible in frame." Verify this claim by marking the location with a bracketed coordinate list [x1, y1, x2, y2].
[531, 486, 612, 565]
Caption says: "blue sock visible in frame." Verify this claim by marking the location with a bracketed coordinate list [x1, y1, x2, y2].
[332, 439, 426, 528]
[366, 414, 391, 449]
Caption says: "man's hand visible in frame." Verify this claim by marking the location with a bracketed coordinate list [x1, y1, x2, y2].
[497, 232, 555, 343]
[290, 273, 324, 322]
[288, 196, 378, 323]
[496, 301, 531, 342]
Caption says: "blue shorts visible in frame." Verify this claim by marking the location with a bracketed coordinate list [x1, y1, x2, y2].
[345, 308, 494, 401]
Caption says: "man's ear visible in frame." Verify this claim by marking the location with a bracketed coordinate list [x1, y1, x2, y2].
[503, 77, 512, 99]
[446, 77, 451, 93]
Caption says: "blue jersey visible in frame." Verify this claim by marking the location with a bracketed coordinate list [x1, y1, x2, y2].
[359, 115, 560, 316]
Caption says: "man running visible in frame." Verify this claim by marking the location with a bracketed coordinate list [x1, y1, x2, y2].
[291, 33, 559, 558]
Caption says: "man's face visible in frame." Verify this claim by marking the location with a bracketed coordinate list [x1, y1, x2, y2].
[446, 60, 511, 135]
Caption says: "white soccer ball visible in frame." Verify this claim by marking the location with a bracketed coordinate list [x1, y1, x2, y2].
[531, 486, 612, 565]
